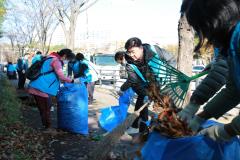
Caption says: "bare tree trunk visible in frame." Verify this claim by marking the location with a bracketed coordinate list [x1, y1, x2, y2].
[58, 18, 72, 49]
[177, 14, 194, 74]
[177, 13, 194, 105]
[44, 0, 99, 50]
[68, 11, 77, 50]
[46, 22, 59, 54]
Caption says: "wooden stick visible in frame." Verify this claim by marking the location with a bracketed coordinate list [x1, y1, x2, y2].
[89, 101, 151, 160]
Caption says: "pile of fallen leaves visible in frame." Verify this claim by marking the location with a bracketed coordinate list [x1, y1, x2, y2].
[149, 108, 193, 138]
[0, 122, 54, 159]
[147, 79, 193, 138]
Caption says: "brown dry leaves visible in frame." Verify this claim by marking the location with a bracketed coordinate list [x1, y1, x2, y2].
[147, 80, 193, 138]
[0, 122, 54, 160]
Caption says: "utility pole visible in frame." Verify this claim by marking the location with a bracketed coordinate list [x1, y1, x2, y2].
[21, 46, 24, 57]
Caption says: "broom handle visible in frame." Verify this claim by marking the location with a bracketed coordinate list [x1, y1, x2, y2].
[89, 101, 151, 160]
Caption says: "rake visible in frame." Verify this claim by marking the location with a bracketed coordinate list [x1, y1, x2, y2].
[148, 54, 209, 108]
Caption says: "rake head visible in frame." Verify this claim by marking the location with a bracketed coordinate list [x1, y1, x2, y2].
[148, 54, 207, 108]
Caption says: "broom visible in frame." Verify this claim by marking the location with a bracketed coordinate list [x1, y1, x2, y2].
[89, 101, 151, 160]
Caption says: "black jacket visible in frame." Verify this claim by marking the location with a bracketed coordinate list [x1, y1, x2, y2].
[120, 62, 146, 96]
[121, 44, 176, 96]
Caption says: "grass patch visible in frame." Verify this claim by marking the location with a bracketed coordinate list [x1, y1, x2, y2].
[12, 150, 32, 160]
[0, 75, 22, 125]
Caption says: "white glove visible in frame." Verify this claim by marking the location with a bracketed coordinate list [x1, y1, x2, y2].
[177, 102, 200, 123]
[199, 125, 233, 141]
[188, 116, 205, 132]
[22, 70, 25, 74]
[74, 78, 81, 84]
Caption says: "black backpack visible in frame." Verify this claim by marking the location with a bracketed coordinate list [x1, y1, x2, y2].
[26, 57, 53, 80]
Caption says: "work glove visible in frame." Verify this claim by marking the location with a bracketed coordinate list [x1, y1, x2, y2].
[177, 102, 200, 123]
[188, 115, 205, 132]
[198, 125, 233, 141]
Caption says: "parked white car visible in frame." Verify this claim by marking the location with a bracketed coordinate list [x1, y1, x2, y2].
[191, 64, 206, 91]
[192, 64, 205, 73]
[91, 53, 122, 84]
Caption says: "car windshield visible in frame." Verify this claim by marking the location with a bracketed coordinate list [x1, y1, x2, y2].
[193, 66, 205, 71]
[94, 55, 118, 66]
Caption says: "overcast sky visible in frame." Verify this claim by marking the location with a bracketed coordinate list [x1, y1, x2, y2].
[52, 0, 182, 46]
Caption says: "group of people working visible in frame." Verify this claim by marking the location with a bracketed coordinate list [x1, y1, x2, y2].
[27, 49, 98, 132]
[6, 51, 42, 89]
[114, 0, 240, 142]
[7, 0, 240, 142]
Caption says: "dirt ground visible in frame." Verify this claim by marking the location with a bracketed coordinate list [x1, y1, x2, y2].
[13, 80, 141, 160]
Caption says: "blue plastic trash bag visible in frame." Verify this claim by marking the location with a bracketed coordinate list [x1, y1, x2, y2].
[99, 88, 135, 132]
[118, 88, 135, 106]
[137, 120, 240, 160]
[57, 82, 88, 135]
[99, 104, 128, 132]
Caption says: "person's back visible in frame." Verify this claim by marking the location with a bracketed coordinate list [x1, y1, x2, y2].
[32, 51, 43, 65]
[133, 43, 176, 76]
[7, 62, 16, 72]
[84, 60, 99, 83]
[17, 58, 28, 71]
[7, 62, 17, 79]
[16, 58, 28, 89]
[72, 60, 89, 82]
[16, 58, 23, 71]
[80, 59, 91, 82]
[144, 43, 176, 67]
[29, 51, 73, 96]
[67, 59, 76, 77]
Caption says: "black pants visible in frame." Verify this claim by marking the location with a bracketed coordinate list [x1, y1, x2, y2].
[17, 70, 26, 89]
[7, 71, 17, 79]
[132, 95, 148, 133]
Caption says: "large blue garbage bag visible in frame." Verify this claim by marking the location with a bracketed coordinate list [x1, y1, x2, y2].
[138, 120, 240, 160]
[57, 83, 88, 135]
[118, 88, 135, 106]
[99, 88, 135, 132]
